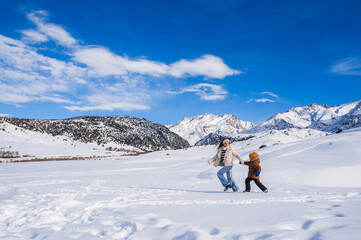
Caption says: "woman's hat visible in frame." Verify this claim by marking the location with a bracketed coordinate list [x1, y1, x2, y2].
[223, 139, 230, 144]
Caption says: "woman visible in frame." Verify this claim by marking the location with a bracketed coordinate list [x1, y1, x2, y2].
[206, 139, 244, 192]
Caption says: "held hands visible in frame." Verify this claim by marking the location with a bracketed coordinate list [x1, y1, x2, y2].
[239, 160, 244, 165]
[255, 172, 260, 177]
[206, 162, 210, 166]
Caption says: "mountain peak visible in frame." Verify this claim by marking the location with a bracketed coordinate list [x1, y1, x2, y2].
[248, 99, 361, 133]
[168, 113, 254, 145]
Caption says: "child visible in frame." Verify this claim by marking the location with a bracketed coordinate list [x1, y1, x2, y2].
[241, 152, 268, 193]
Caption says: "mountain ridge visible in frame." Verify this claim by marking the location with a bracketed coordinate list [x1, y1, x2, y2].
[168, 100, 361, 146]
[247, 100, 361, 134]
[2, 115, 190, 152]
[167, 113, 254, 145]
[2, 99, 360, 152]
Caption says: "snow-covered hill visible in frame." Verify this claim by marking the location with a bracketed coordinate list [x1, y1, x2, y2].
[168, 113, 254, 145]
[1, 127, 361, 239]
[248, 100, 361, 133]
[2, 116, 190, 153]
[0, 121, 141, 160]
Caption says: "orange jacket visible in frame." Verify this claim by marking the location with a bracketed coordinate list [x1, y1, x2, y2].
[244, 158, 262, 180]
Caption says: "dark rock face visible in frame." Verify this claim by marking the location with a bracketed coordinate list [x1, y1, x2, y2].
[195, 133, 254, 146]
[4, 116, 190, 151]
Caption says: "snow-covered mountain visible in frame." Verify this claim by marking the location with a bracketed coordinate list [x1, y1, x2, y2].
[175, 100, 361, 147]
[167, 113, 254, 145]
[2, 116, 190, 152]
[247, 100, 361, 133]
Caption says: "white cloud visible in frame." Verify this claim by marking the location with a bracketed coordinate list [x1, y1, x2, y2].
[331, 57, 361, 76]
[21, 29, 48, 43]
[0, 34, 87, 104]
[248, 91, 280, 103]
[169, 54, 242, 79]
[254, 98, 275, 103]
[73, 48, 240, 79]
[0, 9, 242, 112]
[167, 83, 228, 101]
[23, 11, 241, 80]
[26, 10, 77, 47]
[0, 33, 154, 109]
[0, 91, 32, 104]
[72, 47, 169, 77]
[80, 78, 155, 111]
[64, 102, 149, 111]
[35, 95, 80, 104]
[0, 113, 13, 117]
[261, 91, 279, 98]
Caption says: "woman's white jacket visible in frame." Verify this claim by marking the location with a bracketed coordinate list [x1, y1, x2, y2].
[207, 146, 244, 167]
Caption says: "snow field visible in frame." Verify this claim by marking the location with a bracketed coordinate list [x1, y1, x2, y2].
[1, 128, 361, 239]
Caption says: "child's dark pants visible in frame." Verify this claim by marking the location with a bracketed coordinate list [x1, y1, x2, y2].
[245, 177, 267, 192]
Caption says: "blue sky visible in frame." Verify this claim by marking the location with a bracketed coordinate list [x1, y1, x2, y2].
[0, 0, 361, 125]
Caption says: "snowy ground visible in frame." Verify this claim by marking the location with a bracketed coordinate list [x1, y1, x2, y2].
[1, 128, 361, 239]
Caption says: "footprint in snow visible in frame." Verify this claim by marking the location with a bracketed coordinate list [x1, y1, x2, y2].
[309, 231, 322, 240]
[256, 233, 273, 240]
[302, 220, 314, 230]
[112, 221, 136, 239]
[173, 231, 199, 240]
[209, 227, 220, 235]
